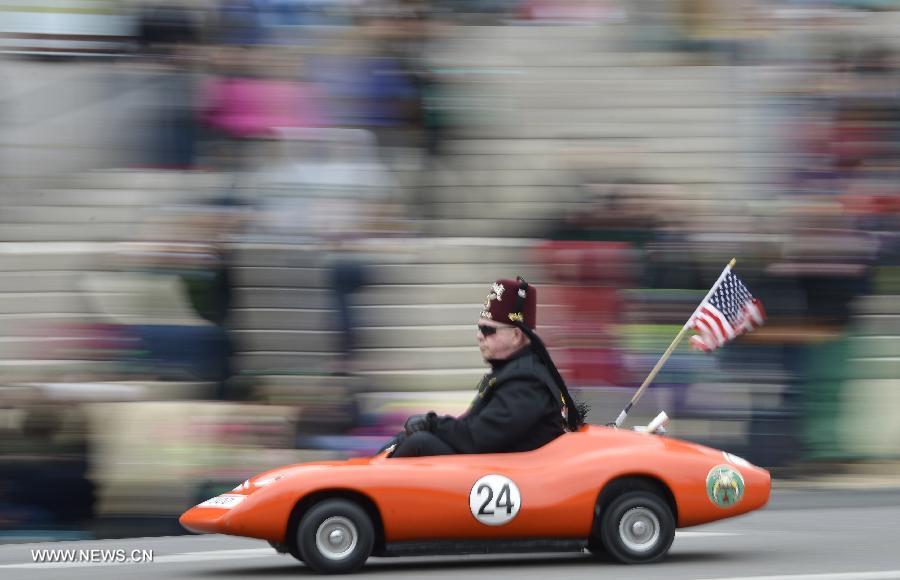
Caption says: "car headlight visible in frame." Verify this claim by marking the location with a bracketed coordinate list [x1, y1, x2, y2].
[723, 452, 754, 468]
[252, 475, 284, 487]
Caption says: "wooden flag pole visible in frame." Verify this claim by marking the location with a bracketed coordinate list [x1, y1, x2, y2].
[612, 258, 737, 428]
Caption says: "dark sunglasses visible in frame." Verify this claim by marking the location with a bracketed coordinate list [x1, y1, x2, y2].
[477, 324, 512, 336]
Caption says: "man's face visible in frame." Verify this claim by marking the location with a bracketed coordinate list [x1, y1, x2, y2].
[476, 318, 523, 362]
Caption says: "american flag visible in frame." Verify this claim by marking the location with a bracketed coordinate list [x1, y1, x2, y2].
[689, 271, 766, 352]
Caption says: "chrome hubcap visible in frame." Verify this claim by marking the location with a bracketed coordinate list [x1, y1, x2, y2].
[619, 507, 660, 553]
[315, 516, 357, 560]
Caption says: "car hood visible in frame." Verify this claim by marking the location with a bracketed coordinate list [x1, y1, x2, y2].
[239, 456, 374, 488]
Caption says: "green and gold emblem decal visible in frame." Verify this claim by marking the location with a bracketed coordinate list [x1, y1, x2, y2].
[706, 465, 745, 508]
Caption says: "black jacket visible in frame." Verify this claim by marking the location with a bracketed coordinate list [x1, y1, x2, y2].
[430, 348, 566, 453]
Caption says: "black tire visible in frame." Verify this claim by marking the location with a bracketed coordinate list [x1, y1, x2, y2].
[268, 540, 304, 562]
[288, 543, 305, 563]
[295, 499, 374, 574]
[586, 537, 609, 560]
[597, 491, 675, 564]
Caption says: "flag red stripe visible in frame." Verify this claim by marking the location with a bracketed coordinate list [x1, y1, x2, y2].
[690, 335, 712, 352]
[692, 313, 717, 342]
[693, 316, 723, 346]
[699, 306, 734, 343]
[734, 308, 753, 333]
[745, 299, 765, 326]
[700, 305, 736, 339]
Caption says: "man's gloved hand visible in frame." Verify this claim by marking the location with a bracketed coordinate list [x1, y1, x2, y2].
[378, 432, 405, 455]
[404, 412, 437, 434]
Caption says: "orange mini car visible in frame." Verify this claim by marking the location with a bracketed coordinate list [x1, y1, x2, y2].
[180, 425, 770, 573]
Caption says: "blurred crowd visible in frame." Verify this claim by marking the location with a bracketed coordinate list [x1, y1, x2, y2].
[1, 0, 900, 540]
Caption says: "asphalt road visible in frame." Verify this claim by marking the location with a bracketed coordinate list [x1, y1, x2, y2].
[3, 489, 900, 580]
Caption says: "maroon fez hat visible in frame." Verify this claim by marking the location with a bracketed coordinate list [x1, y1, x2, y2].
[480, 277, 537, 329]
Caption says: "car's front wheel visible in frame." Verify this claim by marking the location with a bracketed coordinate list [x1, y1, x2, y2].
[295, 499, 374, 574]
[269, 539, 304, 563]
[597, 491, 675, 564]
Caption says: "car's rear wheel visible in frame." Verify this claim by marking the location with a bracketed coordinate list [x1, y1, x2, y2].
[295, 499, 374, 574]
[597, 491, 674, 564]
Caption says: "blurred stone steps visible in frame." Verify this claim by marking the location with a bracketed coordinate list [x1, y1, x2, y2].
[232, 267, 326, 288]
[251, 369, 484, 393]
[518, 91, 733, 109]
[239, 346, 484, 374]
[449, 23, 611, 48]
[0, 314, 95, 337]
[425, 218, 558, 237]
[851, 337, 900, 359]
[236, 351, 330, 373]
[446, 137, 757, 156]
[234, 326, 478, 352]
[850, 358, 900, 381]
[0, 223, 135, 242]
[358, 284, 488, 306]
[358, 369, 485, 391]
[233, 288, 328, 310]
[354, 347, 486, 373]
[1, 206, 145, 223]
[451, 48, 705, 70]
[227, 247, 321, 269]
[232, 263, 547, 288]
[230, 304, 480, 331]
[233, 284, 489, 309]
[0, 336, 91, 359]
[228, 241, 529, 267]
[431, 201, 578, 221]
[491, 64, 736, 84]
[0, 243, 108, 270]
[0, 271, 84, 292]
[438, 169, 573, 188]
[253, 367, 487, 392]
[233, 284, 485, 309]
[0, 291, 96, 314]
[436, 164, 767, 188]
[433, 26, 762, 229]
[65, 170, 226, 192]
[423, 185, 725, 214]
[10, 187, 217, 208]
[838, 379, 900, 458]
[518, 106, 738, 127]
[458, 121, 743, 141]
[352, 389, 474, 416]
[0, 359, 114, 381]
[849, 293, 900, 385]
[855, 295, 900, 315]
[855, 315, 900, 335]
[233, 330, 338, 353]
[407, 241, 532, 263]
[356, 326, 478, 349]
[443, 153, 563, 171]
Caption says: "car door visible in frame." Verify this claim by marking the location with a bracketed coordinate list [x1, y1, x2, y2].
[374, 438, 595, 542]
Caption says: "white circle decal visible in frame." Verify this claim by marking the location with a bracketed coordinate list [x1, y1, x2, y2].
[469, 475, 521, 526]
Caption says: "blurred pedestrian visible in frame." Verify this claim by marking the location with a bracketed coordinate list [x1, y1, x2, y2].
[136, 2, 201, 169]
